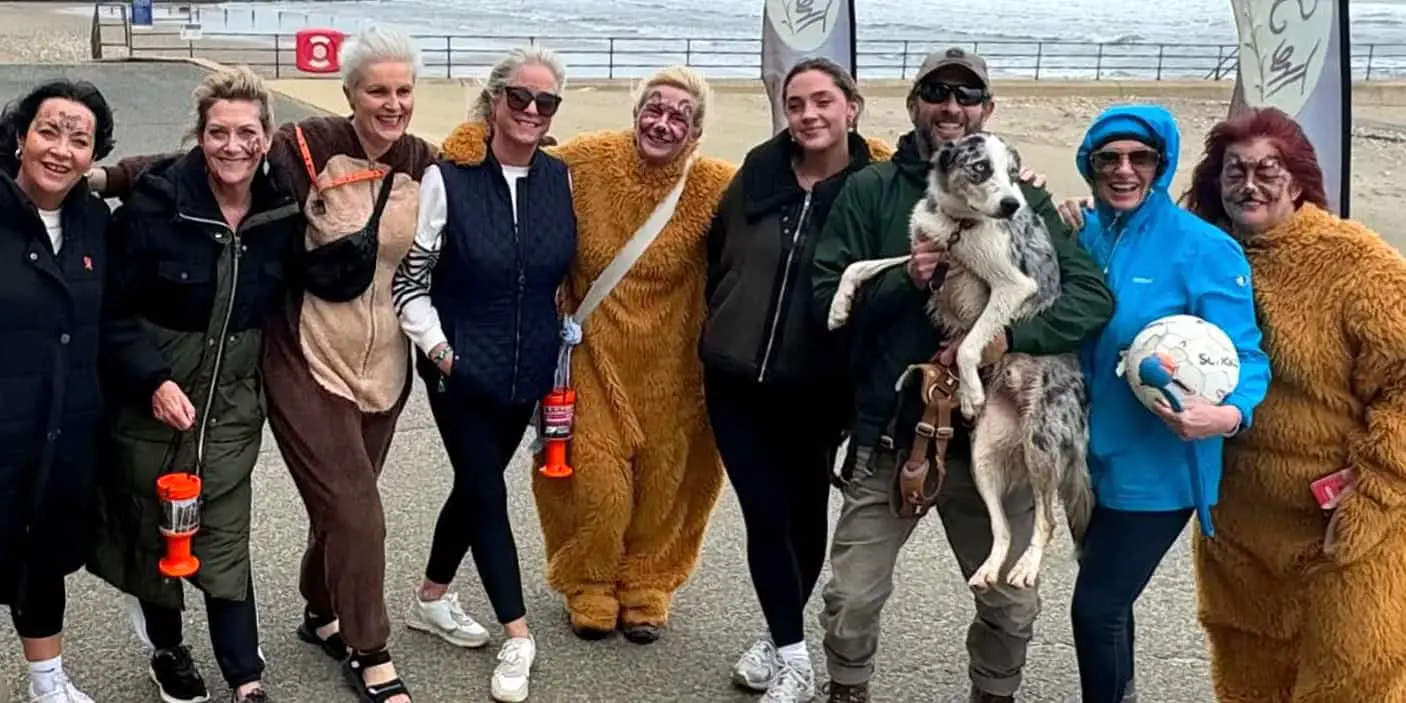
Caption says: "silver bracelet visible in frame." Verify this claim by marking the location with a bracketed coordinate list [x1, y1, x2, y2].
[431, 345, 453, 366]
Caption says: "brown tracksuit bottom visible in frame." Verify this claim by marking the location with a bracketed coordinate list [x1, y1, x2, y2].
[261, 304, 409, 653]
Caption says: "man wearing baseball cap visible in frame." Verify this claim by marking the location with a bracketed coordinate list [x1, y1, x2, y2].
[809, 47, 1115, 702]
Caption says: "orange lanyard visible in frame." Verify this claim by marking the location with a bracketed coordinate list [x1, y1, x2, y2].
[295, 123, 388, 190]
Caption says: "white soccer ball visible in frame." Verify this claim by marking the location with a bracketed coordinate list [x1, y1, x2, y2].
[1122, 314, 1240, 412]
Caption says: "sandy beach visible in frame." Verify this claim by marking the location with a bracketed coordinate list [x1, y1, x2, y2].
[271, 77, 1406, 244]
[1, 0, 1403, 239]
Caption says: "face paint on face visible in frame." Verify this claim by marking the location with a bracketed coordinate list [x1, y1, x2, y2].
[16, 97, 98, 209]
[634, 84, 698, 165]
[200, 99, 269, 190]
[1219, 137, 1301, 236]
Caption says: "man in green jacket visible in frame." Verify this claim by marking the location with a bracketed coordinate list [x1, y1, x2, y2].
[811, 48, 1114, 703]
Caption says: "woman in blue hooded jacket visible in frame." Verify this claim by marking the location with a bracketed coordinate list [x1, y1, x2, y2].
[1064, 104, 1271, 702]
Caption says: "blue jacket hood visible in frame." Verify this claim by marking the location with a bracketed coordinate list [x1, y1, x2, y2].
[1076, 104, 1181, 211]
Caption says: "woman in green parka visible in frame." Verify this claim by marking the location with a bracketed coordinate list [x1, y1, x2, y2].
[90, 66, 354, 703]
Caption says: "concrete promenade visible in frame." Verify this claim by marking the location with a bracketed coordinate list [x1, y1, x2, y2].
[0, 61, 1221, 702]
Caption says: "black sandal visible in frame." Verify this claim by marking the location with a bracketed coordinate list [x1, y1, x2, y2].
[296, 608, 349, 661]
[342, 648, 412, 703]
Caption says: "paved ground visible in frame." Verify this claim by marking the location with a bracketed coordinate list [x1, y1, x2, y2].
[0, 63, 1213, 703]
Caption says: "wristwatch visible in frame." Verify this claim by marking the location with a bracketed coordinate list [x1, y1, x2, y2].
[431, 344, 454, 371]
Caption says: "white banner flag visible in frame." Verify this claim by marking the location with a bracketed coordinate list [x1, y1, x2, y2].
[760, 0, 858, 136]
[1229, 0, 1352, 216]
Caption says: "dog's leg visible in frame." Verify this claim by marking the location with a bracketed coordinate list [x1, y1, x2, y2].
[1007, 447, 1057, 589]
[826, 255, 913, 330]
[953, 273, 1038, 419]
[967, 394, 1018, 591]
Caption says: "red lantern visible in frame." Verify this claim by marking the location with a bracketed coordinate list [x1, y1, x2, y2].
[294, 29, 346, 74]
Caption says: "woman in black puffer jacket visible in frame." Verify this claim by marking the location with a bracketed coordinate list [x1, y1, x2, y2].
[698, 57, 892, 700]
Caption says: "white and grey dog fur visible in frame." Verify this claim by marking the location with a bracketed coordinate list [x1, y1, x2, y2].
[826, 132, 1093, 590]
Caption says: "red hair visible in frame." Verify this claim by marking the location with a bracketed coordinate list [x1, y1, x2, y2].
[1180, 106, 1329, 227]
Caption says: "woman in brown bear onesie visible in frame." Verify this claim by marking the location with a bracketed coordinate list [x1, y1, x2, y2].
[1183, 106, 1406, 701]
[530, 66, 736, 644]
[91, 28, 435, 703]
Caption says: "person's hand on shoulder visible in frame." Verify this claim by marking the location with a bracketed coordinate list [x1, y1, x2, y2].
[1056, 196, 1096, 230]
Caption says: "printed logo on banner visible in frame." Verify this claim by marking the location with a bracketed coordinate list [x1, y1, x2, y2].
[764, 0, 841, 52]
[1231, 0, 1334, 115]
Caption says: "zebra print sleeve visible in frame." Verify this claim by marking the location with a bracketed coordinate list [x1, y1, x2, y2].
[392, 164, 450, 356]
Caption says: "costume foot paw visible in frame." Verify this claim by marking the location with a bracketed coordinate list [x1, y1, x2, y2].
[620, 622, 663, 644]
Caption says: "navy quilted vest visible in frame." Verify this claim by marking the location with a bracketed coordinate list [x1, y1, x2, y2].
[430, 150, 577, 407]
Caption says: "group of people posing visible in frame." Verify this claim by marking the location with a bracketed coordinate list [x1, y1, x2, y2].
[1, 21, 1404, 703]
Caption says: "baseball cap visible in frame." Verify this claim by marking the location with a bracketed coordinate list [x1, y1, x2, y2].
[914, 46, 991, 92]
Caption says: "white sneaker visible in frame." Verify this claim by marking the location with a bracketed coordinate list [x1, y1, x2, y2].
[732, 638, 783, 691]
[761, 661, 815, 702]
[406, 591, 491, 647]
[29, 672, 95, 703]
[491, 636, 536, 703]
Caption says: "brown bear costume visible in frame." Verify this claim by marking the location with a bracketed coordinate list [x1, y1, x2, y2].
[438, 117, 737, 638]
[1195, 202, 1406, 701]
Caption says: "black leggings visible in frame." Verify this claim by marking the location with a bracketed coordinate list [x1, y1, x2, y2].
[141, 579, 264, 688]
[704, 368, 846, 647]
[424, 385, 535, 624]
[5, 566, 66, 640]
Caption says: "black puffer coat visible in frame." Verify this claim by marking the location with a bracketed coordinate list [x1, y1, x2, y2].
[0, 170, 111, 589]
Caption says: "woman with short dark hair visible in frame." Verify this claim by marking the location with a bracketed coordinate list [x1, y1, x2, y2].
[0, 77, 115, 703]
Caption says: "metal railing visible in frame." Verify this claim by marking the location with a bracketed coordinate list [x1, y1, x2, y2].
[89, 4, 1406, 82]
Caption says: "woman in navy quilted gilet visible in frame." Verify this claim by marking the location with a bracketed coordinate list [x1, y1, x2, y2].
[390, 45, 577, 703]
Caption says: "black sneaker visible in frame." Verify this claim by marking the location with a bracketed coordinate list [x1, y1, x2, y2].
[149, 645, 210, 703]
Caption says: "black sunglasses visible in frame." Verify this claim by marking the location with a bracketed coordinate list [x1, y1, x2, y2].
[1090, 148, 1161, 173]
[502, 86, 562, 117]
[916, 81, 988, 106]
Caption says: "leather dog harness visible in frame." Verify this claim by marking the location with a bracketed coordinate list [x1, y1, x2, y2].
[890, 358, 961, 518]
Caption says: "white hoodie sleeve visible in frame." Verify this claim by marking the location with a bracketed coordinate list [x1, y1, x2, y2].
[391, 164, 449, 356]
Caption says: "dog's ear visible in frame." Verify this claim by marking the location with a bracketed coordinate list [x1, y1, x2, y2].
[1005, 142, 1023, 178]
[936, 143, 957, 175]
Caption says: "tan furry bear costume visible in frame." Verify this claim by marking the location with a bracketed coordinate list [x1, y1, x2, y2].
[438, 104, 736, 638]
[1194, 202, 1406, 701]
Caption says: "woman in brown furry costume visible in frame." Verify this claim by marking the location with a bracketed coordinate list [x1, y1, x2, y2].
[1182, 106, 1406, 702]
[90, 29, 436, 703]
[528, 66, 737, 644]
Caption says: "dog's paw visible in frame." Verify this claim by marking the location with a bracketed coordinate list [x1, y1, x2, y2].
[959, 385, 986, 420]
[967, 561, 1002, 591]
[1006, 549, 1044, 589]
[827, 290, 854, 330]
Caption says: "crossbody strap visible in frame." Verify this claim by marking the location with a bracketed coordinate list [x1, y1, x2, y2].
[295, 123, 388, 191]
[552, 155, 697, 388]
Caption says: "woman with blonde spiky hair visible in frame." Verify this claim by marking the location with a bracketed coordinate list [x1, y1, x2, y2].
[532, 65, 736, 644]
[88, 64, 302, 703]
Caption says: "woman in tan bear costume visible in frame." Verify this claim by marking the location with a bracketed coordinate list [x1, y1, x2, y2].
[536, 66, 735, 643]
[1183, 107, 1406, 701]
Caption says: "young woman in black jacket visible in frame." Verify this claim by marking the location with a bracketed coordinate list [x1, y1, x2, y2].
[0, 78, 115, 703]
[699, 58, 892, 703]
